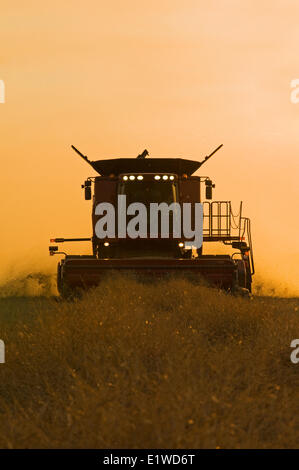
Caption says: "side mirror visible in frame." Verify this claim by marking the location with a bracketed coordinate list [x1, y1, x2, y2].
[205, 180, 214, 200]
[82, 180, 92, 200]
[85, 186, 91, 200]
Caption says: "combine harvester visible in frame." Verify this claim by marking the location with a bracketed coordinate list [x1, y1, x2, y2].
[49, 145, 254, 296]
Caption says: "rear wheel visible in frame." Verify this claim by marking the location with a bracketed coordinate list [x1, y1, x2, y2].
[234, 259, 252, 293]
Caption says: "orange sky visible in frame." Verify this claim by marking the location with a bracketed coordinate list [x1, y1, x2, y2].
[1, 1, 299, 293]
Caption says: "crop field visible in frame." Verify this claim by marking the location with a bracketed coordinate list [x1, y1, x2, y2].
[0, 273, 298, 448]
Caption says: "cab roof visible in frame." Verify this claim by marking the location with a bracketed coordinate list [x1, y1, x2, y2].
[89, 158, 201, 177]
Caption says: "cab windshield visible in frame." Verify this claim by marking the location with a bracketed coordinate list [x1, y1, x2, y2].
[118, 179, 178, 206]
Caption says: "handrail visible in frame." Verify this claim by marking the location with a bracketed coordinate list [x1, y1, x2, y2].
[202, 201, 254, 275]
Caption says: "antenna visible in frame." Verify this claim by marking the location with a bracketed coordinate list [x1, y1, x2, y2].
[199, 144, 223, 167]
[71, 145, 92, 164]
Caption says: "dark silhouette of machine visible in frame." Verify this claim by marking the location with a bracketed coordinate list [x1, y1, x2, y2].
[49, 145, 254, 296]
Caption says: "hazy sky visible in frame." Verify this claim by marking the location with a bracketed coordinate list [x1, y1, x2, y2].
[1, 1, 299, 293]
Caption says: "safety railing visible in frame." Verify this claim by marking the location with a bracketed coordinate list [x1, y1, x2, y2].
[203, 201, 240, 239]
[202, 201, 254, 274]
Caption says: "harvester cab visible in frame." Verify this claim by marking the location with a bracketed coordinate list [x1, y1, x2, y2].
[50, 145, 254, 296]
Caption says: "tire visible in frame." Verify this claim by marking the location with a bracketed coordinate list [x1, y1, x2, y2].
[234, 259, 252, 294]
